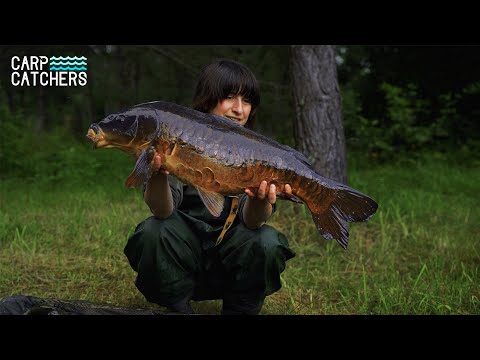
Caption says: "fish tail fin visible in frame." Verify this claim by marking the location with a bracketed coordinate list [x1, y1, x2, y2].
[302, 177, 378, 249]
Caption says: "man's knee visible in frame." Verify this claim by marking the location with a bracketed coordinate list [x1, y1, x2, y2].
[125, 215, 179, 267]
[143, 215, 175, 233]
[246, 225, 286, 256]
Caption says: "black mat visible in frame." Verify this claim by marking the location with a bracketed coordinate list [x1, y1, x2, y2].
[0, 295, 181, 315]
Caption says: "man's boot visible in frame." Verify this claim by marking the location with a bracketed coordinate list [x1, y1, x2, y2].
[222, 294, 265, 315]
[166, 291, 194, 314]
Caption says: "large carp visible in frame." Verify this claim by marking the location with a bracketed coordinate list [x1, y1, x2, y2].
[86, 101, 378, 249]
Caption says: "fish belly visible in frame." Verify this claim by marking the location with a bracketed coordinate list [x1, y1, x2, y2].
[161, 143, 290, 195]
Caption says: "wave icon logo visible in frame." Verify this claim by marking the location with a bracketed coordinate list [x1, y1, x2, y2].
[49, 56, 87, 71]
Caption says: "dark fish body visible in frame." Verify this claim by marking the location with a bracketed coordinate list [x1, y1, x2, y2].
[87, 101, 378, 249]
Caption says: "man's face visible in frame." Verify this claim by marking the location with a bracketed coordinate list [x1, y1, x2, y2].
[211, 94, 251, 126]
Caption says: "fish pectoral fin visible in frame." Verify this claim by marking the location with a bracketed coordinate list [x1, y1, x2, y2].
[195, 186, 225, 218]
[125, 146, 155, 188]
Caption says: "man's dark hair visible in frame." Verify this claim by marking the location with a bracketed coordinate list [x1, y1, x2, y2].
[192, 59, 260, 130]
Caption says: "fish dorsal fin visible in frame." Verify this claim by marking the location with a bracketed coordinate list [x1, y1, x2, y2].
[195, 186, 225, 218]
[125, 146, 155, 188]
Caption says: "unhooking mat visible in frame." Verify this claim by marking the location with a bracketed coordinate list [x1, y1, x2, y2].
[0, 295, 182, 315]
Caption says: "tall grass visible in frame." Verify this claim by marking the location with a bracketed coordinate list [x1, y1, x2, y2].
[0, 138, 479, 314]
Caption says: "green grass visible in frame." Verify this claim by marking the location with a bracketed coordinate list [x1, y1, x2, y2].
[1, 152, 479, 314]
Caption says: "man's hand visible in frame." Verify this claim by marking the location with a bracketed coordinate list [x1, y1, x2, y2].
[245, 181, 292, 205]
[151, 151, 169, 175]
[243, 181, 292, 229]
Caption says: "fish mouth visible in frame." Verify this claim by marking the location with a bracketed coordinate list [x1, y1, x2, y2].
[86, 126, 110, 149]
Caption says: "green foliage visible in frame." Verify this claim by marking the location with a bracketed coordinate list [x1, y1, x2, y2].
[342, 81, 478, 162]
[433, 92, 460, 139]
[0, 117, 133, 187]
[0, 107, 34, 176]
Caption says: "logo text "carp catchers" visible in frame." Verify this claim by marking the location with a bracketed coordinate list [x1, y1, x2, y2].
[11, 56, 88, 87]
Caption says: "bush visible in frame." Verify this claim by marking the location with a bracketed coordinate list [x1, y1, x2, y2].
[0, 115, 133, 188]
[342, 82, 469, 162]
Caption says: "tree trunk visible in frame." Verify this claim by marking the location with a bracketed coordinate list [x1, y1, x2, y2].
[289, 45, 347, 184]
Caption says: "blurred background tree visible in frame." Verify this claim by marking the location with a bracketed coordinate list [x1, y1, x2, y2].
[290, 45, 347, 183]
